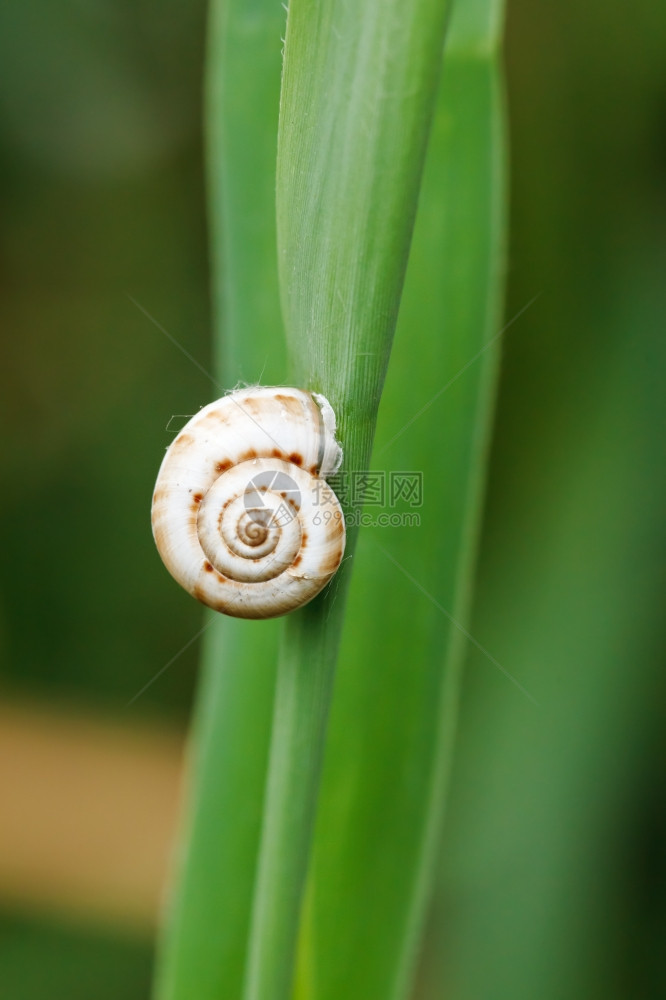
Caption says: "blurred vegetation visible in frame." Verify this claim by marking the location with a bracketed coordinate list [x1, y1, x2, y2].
[0, 0, 208, 717]
[0, 0, 664, 997]
[429, 2, 666, 997]
[0, 909, 152, 999]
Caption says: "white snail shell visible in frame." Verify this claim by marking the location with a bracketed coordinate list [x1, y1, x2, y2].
[151, 387, 346, 619]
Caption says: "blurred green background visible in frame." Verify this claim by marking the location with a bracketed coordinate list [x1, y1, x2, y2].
[0, 1, 664, 997]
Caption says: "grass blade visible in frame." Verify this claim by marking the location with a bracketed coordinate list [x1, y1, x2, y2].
[242, 2, 451, 999]
[152, 1, 285, 997]
[294, 2, 508, 998]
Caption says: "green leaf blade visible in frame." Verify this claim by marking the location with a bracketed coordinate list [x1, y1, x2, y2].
[244, 2, 453, 999]
[152, 2, 285, 998]
[297, 10, 508, 1000]
[277, 0, 452, 449]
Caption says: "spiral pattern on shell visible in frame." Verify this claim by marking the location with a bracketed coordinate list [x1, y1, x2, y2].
[151, 387, 346, 619]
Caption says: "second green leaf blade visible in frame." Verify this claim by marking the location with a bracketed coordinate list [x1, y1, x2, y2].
[294, 10, 508, 1000]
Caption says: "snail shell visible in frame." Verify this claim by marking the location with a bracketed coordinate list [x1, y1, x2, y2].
[151, 387, 346, 619]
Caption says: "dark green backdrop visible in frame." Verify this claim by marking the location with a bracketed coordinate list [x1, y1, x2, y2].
[0, 1, 664, 997]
